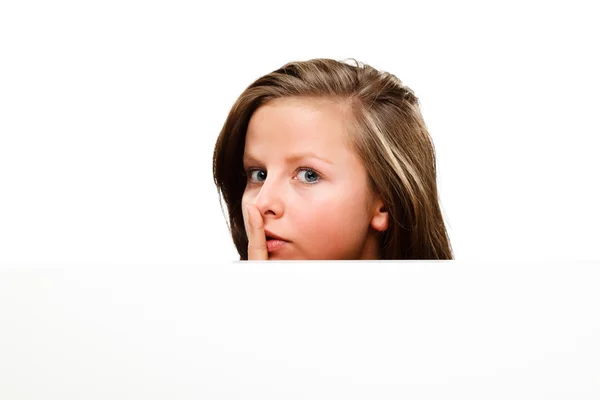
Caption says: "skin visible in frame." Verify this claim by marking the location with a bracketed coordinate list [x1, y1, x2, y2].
[241, 96, 389, 260]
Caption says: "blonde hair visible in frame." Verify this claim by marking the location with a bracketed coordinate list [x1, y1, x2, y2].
[213, 58, 453, 259]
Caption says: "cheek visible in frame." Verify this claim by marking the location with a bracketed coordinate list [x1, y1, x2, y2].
[241, 191, 253, 223]
[295, 194, 368, 243]
[241, 187, 255, 208]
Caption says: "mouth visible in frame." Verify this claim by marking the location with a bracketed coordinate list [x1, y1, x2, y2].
[264, 230, 289, 253]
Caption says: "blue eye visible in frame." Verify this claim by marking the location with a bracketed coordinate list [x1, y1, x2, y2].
[247, 169, 267, 183]
[245, 167, 321, 184]
[297, 168, 320, 184]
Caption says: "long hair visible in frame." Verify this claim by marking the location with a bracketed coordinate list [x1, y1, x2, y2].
[213, 58, 453, 259]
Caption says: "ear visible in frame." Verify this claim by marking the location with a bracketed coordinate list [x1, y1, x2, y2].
[370, 198, 389, 232]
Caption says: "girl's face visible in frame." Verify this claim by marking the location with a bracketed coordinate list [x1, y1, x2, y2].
[241, 97, 388, 260]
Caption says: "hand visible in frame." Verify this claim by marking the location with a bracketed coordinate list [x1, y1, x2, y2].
[244, 204, 268, 260]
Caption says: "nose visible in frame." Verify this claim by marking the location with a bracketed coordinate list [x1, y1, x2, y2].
[252, 175, 284, 218]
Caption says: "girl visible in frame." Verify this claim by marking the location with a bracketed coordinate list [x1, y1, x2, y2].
[213, 58, 453, 260]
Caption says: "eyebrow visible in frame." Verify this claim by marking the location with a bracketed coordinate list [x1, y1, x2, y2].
[243, 152, 333, 165]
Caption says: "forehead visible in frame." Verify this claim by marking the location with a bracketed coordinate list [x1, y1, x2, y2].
[244, 97, 352, 158]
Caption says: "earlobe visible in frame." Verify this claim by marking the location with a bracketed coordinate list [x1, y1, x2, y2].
[371, 201, 389, 232]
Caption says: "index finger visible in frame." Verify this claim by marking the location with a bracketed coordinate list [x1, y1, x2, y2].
[244, 204, 268, 260]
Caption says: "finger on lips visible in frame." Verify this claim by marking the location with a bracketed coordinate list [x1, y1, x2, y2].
[245, 204, 268, 260]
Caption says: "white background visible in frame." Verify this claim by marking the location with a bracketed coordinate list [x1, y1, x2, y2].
[1, 262, 599, 399]
[0, 0, 598, 263]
